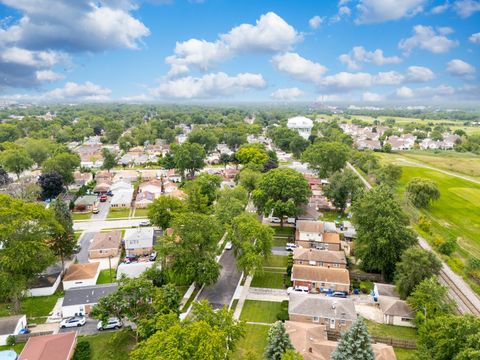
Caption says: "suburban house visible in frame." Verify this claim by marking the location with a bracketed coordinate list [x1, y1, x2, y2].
[138, 180, 163, 196]
[61, 284, 118, 318]
[291, 265, 350, 293]
[71, 171, 93, 190]
[93, 181, 111, 194]
[356, 139, 381, 150]
[0, 315, 27, 346]
[124, 227, 155, 256]
[19, 332, 77, 360]
[295, 220, 341, 251]
[113, 170, 139, 183]
[73, 195, 97, 212]
[287, 116, 314, 140]
[135, 191, 156, 208]
[26, 262, 62, 297]
[373, 283, 415, 327]
[110, 180, 133, 194]
[95, 170, 114, 183]
[110, 189, 134, 208]
[62, 262, 100, 290]
[284, 321, 396, 360]
[288, 293, 356, 331]
[88, 231, 122, 259]
[293, 248, 347, 269]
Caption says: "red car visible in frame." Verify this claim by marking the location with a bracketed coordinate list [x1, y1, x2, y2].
[99, 195, 108, 202]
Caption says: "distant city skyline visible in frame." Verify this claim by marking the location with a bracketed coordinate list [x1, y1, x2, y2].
[0, 0, 479, 104]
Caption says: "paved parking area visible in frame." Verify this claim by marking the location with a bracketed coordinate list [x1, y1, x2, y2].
[76, 232, 95, 263]
[59, 318, 99, 335]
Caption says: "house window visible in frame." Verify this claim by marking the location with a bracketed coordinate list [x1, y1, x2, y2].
[313, 317, 319, 323]
[401, 318, 412, 322]
[333, 263, 339, 268]
[340, 319, 346, 325]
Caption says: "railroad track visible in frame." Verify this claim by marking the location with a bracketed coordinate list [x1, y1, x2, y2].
[439, 269, 480, 316]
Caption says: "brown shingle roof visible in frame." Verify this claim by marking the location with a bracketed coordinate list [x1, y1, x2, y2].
[322, 232, 340, 244]
[291, 265, 349, 284]
[297, 220, 324, 233]
[19, 332, 77, 360]
[63, 262, 99, 281]
[293, 248, 346, 264]
[89, 231, 122, 251]
[288, 294, 356, 320]
[379, 298, 414, 318]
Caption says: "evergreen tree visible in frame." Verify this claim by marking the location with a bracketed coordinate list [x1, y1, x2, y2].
[264, 321, 293, 360]
[331, 317, 375, 360]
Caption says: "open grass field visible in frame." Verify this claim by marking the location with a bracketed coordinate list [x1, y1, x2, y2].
[397, 151, 480, 180]
[79, 329, 136, 360]
[232, 324, 269, 360]
[395, 165, 480, 259]
[240, 300, 283, 324]
[107, 208, 131, 219]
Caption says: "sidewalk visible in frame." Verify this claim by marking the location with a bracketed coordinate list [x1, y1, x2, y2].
[233, 276, 252, 320]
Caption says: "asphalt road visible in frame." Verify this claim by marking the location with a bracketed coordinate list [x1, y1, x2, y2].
[76, 232, 96, 263]
[197, 249, 241, 310]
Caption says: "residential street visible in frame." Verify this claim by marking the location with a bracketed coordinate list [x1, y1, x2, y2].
[196, 249, 241, 310]
[76, 232, 96, 263]
[73, 218, 145, 231]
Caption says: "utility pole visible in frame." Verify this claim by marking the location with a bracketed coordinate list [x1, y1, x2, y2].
[109, 255, 113, 283]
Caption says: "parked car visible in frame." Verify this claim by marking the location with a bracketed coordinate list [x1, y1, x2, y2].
[149, 251, 157, 261]
[285, 243, 298, 251]
[287, 217, 296, 224]
[270, 217, 281, 223]
[106, 191, 113, 196]
[92, 207, 99, 214]
[139, 219, 151, 227]
[60, 316, 86, 328]
[99, 195, 108, 202]
[97, 318, 122, 331]
[225, 241, 233, 250]
[330, 291, 348, 298]
[287, 286, 309, 294]
[19, 328, 30, 335]
[123, 255, 138, 263]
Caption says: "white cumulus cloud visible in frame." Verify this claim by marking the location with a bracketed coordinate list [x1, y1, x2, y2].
[406, 66, 436, 82]
[453, 0, 480, 17]
[446, 59, 476, 79]
[374, 71, 405, 85]
[399, 25, 458, 54]
[395, 86, 414, 98]
[319, 72, 373, 92]
[339, 46, 402, 70]
[35, 70, 65, 81]
[270, 87, 304, 101]
[355, 0, 427, 24]
[309, 15, 324, 29]
[469, 32, 480, 44]
[151, 72, 266, 99]
[272, 52, 327, 83]
[363, 92, 385, 102]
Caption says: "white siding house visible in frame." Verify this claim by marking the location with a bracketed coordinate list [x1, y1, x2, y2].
[0, 315, 27, 346]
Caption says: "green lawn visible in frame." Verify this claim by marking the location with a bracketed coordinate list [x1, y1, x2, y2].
[394, 348, 417, 360]
[395, 165, 480, 259]
[133, 208, 149, 217]
[232, 324, 269, 360]
[107, 208, 131, 219]
[251, 271, 285, 289]
[321, 210, 347, 222]
[72, 212, 92, 220]
[74, 231, 83, 241]
[239, 300, 283, 324]
[78, 329, 136, 360]
[264, 255, 288, 268]
[97, 269, 117, 284]
[0, 343, 25, 354]
[271, 226, 295, 236]
[272, 237, 287, 247]
[0, 292, 62, 324]
[366, 320, 417, 341]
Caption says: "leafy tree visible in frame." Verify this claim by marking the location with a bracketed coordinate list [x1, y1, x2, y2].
[236, 143, 269, 169]
[228, 212, 273, 275]
[219, 153, 231, 168]
[171, 142, 206, 179]
[131, 301, 244, 360]
[162, 128, 177, 144]
[72, 340, 91, 360]
[91, 276, 158, 340]
[188, 128, 219, 153]
[21, 138, 57, 167]
[0, 194, 57, 312]
[185, 173, 222, 206]
[289, 136, 310, 158]
[0, 167, 11, 187]
[185, 184, 210, 214]
[323, 169, 363, 213]
[352, 185, 416, 281]
[160, 213, 222, 286]
[237, 168, 262, 193]
[38, 172, 64, 200]
[406, 177, 441, 208]
[4, 176, 40, 202]
[331, 317, 375, 360]
[148, 196, 185, 230]
[160, 152, 176, 169]
[417, 314, 480, 360]
[0, 124, 20, 143]
[264, 321, 294, 360]
[48, 199, 77, 272]
[253, 168, 311, 226]
[101, 148, 117, 171]
[0, 148, 34, 179]
[215, 186, 248, 225]
[350, 150, 380, 174]
[42, 152, 80, 185]
[281, 350, 303, 360]
[382, 142, 392, 153]
[301, 141, 350, 178]
[395, 246, 442, 298]
[375, 164, 402, 188]
[407, 277, 453, 325]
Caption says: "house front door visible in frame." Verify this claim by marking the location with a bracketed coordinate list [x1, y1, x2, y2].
[329, 318, 335, 329]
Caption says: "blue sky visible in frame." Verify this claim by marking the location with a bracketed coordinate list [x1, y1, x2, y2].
[0, 0, 479, 104]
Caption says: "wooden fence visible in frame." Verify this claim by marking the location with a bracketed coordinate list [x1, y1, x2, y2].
[15, 331, 54, 343]
[326, 330, 416, 349]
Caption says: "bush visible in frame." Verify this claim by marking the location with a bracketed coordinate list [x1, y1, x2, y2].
[447, 257, 464, 273]
[73, 340, 91, 360]
[6, 335, 16, 346]
[417, 216, 432, 234]
[438, 237, 457, 256]
[276, 300, 289, 321]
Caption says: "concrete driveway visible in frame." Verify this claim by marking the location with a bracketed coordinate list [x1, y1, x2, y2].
[197, 249, 241, 310]
[59, 318, 99, 335]
[76, 232, 96, 263]
[91, 198, 110, 220]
